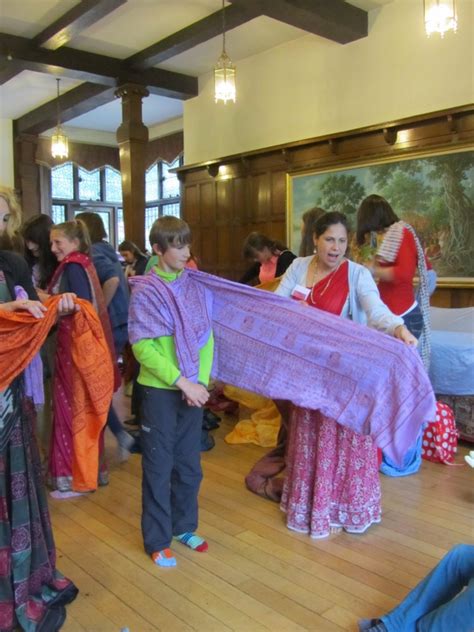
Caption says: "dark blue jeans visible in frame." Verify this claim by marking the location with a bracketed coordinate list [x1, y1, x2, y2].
[140, 387, 203, 553]
[382, 544, 474, 632]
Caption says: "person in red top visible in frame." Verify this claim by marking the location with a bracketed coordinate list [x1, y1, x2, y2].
[356, 195, 430, 354]
[356, 195, 432, 478]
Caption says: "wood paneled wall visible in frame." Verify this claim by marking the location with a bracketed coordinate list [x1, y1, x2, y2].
[179, 106, 474, 306]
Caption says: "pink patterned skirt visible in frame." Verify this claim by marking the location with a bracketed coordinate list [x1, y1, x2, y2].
[281, 406, 381, 538]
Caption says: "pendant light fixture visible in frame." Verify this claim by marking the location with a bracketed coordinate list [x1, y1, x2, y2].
[51, 78, 69, 159]
[214, 0, 236, 103]
[424, 0, 457, 37]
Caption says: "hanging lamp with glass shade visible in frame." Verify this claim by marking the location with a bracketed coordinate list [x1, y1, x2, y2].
[51, 78, 69, 159]
[424, 0, 457, 37]
[214, 0, 236, 103]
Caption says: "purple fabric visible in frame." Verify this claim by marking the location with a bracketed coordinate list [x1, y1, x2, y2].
[128, 270, 213, 382]
[14, 286, 44, 405]
[128, 269, 436, 466]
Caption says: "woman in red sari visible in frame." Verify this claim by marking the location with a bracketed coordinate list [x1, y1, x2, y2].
[276, 212, 417, 538]
[47, 220, 117, 498]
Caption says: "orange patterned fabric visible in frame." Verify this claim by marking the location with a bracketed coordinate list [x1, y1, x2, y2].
[0, 296, 113, 491]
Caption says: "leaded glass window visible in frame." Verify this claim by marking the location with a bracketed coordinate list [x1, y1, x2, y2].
[51, 204, 66, 224]
[51, 163, 74, 200]
[146, 165, 159, 202]
[145, 206, 160, 247]
[116, 208, 125, 245]
[162, 158, 180, 198]
[78, 167, 101, 201]
[162, 203, 180, 218]
[105, 167, 122, 203]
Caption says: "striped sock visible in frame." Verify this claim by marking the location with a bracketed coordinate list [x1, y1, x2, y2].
[175, 532, 208, 552]
[151, 548, 177, 567]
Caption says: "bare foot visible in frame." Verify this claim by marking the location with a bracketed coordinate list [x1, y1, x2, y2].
[330, 525, 343, 535]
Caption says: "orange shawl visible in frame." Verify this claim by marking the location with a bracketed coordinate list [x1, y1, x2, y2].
[0, 296, 113, 491]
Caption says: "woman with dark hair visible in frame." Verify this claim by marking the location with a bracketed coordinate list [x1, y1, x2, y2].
[21, 214, 58, 461]
[356, 195, 432, 477]
[356, 194, 431, 365]
[275, 211, 416, 538]
[21, 214, 58, 291]
[299, 207, 326, 257]
[74, 212, 133, 459]
[118, 240, 149, 277]
[75, 212, 129, 351]
[239, 232, 296, 285]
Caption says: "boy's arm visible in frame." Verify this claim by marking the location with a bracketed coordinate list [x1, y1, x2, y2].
[132, 338, 181, 386]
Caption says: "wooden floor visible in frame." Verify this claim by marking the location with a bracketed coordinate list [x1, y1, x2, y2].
[50, 395, 474, 632]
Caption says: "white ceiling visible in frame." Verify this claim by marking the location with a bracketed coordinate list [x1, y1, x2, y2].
[0, 0, 394, 137]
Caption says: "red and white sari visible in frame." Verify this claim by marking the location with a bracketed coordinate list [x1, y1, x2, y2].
[281, 260, 381, 538]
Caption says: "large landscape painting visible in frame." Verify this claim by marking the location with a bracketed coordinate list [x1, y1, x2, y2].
[288, 149, 474, 283]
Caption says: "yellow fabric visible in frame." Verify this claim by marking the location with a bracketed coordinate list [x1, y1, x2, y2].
[223, 386, 281, 448]
[223, 276, 282, 447]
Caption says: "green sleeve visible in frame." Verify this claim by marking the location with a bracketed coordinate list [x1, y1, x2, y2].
[132, 338, 181, 387]
[198, 332, 214, 386]
[145, 255, 158, 274]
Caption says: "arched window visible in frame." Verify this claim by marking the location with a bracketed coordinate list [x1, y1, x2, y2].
[51, 163, 123, 247]
[144, 156, 182, 246]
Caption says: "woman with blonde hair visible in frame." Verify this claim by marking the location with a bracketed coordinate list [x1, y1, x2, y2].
[48, 219, 119, 497]
[0, 186, 23, 251]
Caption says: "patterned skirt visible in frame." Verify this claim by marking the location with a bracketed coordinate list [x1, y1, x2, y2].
[281, 406, 382, 538]
[0, 380, 78, 631]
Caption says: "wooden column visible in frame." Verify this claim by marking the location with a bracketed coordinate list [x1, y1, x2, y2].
[115, 83, 149, 251]
[14, 133, 40, 219]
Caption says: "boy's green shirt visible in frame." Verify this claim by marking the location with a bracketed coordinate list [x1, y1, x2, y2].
[132, 266, 214, 390]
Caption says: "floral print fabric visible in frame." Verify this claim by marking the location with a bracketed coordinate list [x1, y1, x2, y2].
[281, 407, 382, 538]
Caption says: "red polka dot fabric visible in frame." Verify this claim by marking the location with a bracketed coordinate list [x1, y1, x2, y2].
[421, 402, 459, 464]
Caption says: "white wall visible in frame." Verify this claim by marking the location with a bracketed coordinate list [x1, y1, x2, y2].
[0, 119, 14, 186]
[184, 0, 474, 165]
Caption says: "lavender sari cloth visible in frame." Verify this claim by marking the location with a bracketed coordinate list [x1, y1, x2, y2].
[14, 286, 44, 405]
[129, 269, 436, 466]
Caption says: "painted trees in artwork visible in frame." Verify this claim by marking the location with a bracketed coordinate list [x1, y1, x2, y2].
[315, 174, 366, 227]
[371, 153, 474, 276]
[424, 153, 474, 275]
[293, 151, 473, 276]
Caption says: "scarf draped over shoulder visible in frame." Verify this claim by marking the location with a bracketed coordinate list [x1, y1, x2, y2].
[129, 269, 213, 383]
[128, 269, 435, 467]
[0, 296, 114, 491]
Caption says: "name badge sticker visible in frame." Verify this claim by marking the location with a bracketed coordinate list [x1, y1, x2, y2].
[291, 284, 310, 301]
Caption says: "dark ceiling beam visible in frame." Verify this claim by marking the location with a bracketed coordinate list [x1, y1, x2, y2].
[0, 33, 198, 99]
[0, 61, 23, 85]
[125, 2, 262, 70]
[259, 0, 367, 44]
[14, 83, 116, 135]
[1, 1, 127, 85]
[33, 0, 127, 50]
